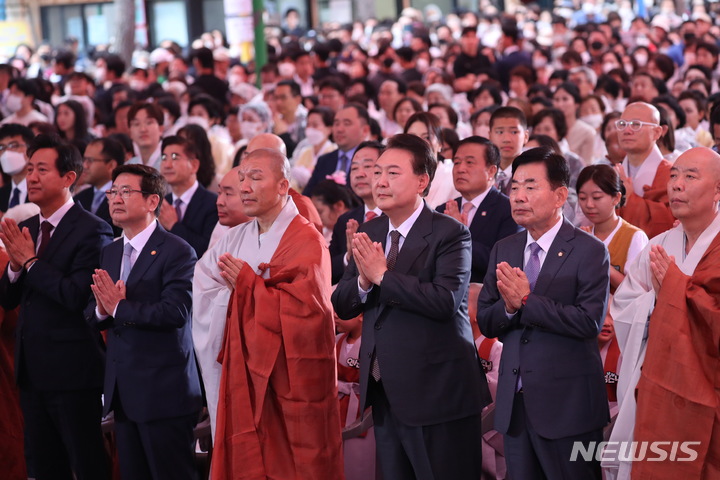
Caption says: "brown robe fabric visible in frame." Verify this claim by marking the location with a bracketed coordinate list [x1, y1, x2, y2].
[211, 214, 344, 480]
[0, 248, 26, 480]
[618, 159, 676, 239]
[632, 231, 720, 479]
[289, 188, 323, 233]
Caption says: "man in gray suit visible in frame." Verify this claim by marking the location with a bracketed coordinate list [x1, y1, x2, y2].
[333, 134, 490, 480]
[477, 146, 610, 479]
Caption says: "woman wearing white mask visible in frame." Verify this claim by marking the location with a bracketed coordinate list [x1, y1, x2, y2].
[0, 79, 49, 127]
[290, 107, 336, 191]
[579, 94, 609, 164]
[0, 124, 33, 213]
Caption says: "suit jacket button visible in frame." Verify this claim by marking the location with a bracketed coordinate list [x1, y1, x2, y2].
[499, 323, 507, 329]
[522, 339, 529, 344]
[512, 368, 518, 374]
[374, 323, 381, 330]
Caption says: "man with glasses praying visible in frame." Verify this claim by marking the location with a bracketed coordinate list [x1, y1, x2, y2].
[614, 102, 676, 238]
[88, 163, 201, 480]
[0, 124, 33, 214]
[74, 137, 125, 236]
[158, 135, 218, 257]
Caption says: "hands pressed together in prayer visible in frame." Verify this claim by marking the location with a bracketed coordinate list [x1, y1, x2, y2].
[345, 219, 359, 262]
[91, 269, 126, 316]
[443, 200, 468, 225]
[649, 244, 675, 294]
[158, 199, 179, 231]
[218, 253, 244, 290]
[496, 262, 531, 314]
[352, 232, 387, 290]
[0, 218, 37, 272]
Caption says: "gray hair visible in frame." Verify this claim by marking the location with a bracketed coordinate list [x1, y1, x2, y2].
[238, 101, 273, 132]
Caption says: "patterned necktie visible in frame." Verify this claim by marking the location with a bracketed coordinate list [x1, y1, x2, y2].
[496, 171, 509, 194]
[91, 189, 105, 214]
[461, 202, 474, 226]
[338, 152, 349, 173]
[371, 229, 403, 382]
[364, 211, 377, 223]
[36, 221, 54, 258]
[174, 198, 183, 222]
[525, 242, 542, 292]
[120, 243, 134, 283]
[8, 187, 20, 209]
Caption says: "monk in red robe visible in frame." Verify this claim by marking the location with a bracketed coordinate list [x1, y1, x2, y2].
[0, 247, 26, 480]
[630, 147, 720, 479]
[210, 148, 343, 479]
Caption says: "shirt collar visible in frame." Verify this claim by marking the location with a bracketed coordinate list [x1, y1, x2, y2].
[94, 180, 113, 195]
[364, 204, 382, 217]
[462, 185, 493, 209]
[525, 215, 564, 252]
[39, 197, 75, 228]
[124, 219, 158, 253]
[389, 200, 425, 238]
[340, 146, 359, 160]
[12, 177, 27, 192]
[173, 180, 199, 205]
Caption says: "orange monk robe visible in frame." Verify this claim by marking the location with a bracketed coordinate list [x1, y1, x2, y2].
[289, 188, 323, 233]
[618, 159, 675, 239]
[0, 248, 27, 480]
[212, 215, 344, 480]
[632, 232, 720, 479]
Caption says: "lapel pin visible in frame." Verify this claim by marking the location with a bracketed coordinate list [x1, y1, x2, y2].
[481, 211, 487, 216]
[558, 252, 564, 257]
[151, 250, 157, 256]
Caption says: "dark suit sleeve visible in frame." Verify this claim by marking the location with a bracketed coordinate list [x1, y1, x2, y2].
[21, 220, 113, 312]
[475, 243, 522, 340]
[113, 241, 197, 330]
[84, 246, 114, 330]
[519, 240, 609, 339]
[331, 251, 366, 321]
[169, 191, 218, 257]
[377, 222, 471, 321]
[470, 210, 522, 283]
[302, 152, 334, 196]
[329, 214, 350, 285]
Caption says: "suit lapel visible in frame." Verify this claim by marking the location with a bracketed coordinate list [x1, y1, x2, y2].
[469, 188, 500, 229]
[507, 230, 527, 269]
[125, 227, 165, 293]
[23, 215, 40, 246]
[41, 205, 81, 259]
[181, 187, 202, 226]
[105, 240, 123, 281]
[393, 205, 432, 274]
[533, 220, 575, 296]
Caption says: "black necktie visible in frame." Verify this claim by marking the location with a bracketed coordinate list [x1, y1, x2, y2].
[8, 188, 20, 209]
[37, 221, 54, 258]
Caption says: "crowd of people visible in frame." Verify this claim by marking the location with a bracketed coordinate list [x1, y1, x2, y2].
[0, 1, 720, 479]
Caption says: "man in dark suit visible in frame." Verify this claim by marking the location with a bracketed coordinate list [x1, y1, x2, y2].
[0, 135, 113, 479]
[0, 124, 33, 213]
[74, 137, 125, 237]
[329, 140, 384, 283]
[88, 164, 201, 480]
[437, 136, 522, 282]
[476, 147, 610, 479]
[332, 134, 490, 479]
[159, 135, 218, 257]
[303, 103, 370, 196]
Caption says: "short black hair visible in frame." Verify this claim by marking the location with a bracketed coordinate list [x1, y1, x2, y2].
[127, 101, 164, 126]
[54, 49, 76, 69]
[0, 123, 34, 144]
[455, 135, 501, 173]
[554, 82, 582, 105]
[352, 140, 385, 160]
[192, 47, 215, 69]
[340, 103, 370, 126]
[653, 94, 686, 128]
[111, 164, 166, 215]
[187, 94, 223, 121]
[161, 135, 199, 160]
[532, 108, 568, 141]
[88, 137, 126, 166]
[157, 97, 181, 123]
[276, 79, 302, 98]
[512, 146, 570, 189]
[308, 106, 335, 127]
[385, 133, 437, 197]
[104, 54, 126, 78]
[107, 132, 133, 156]
[576, 164, 626, 208]
[490, 106, 528, 130]
[27, 134, 83, 189]
[9, 78, 38, 99]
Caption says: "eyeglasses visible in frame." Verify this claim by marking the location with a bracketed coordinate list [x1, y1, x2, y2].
[161, 152, 188, 162]
[105, 187, 153, 199]
[0, 142, 27, 153]
[615, 119, 659, 132]
[83, 156, 108, 164]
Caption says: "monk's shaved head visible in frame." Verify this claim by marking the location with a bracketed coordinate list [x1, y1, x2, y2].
[245, 148, 291, 181]
[668, 147, 720, 226]
[246, 133, 287, 156]
[622, 102, 660, 124]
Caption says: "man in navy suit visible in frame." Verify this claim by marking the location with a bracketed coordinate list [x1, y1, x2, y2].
[302, 103, 370, 196]
[437, 136, 522, 283]
[329, 140, 384, 283]
[332, 134, 490, 479]
[476, 147, 610, 479]
[74, 137, 125, 237]
[88, 163, 201, 480]
[159, 135, 218, 257]
[0, 135, 113, 479]
[0, 124, 33, 213]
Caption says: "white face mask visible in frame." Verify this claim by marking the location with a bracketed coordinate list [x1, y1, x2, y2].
[580, 113, 604, 130]
[635, 54, 648, 67]
[602, 62, 616, 74]
[0, 150, 27, 176]
[5, 94, 23, 113]
[240, 121, 263, 140]
[532, 57, 547, 69]
[416, 58, 429, 73]
[304, 127, 325, 146]
[186, 115, 210, 130]
[278, 62, 296, 78]
[129, 80, 146, 91]
[163, 112, 173, 128]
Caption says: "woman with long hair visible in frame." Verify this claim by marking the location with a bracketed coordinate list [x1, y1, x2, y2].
[55, 99, 93, 144]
